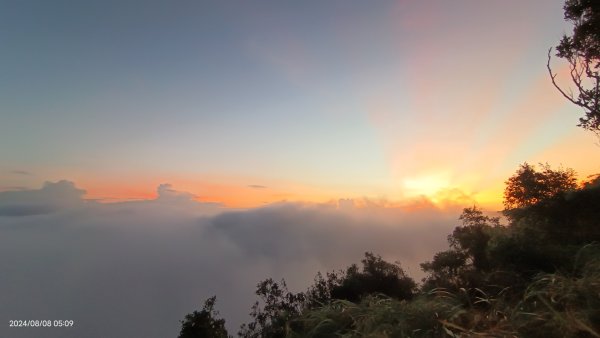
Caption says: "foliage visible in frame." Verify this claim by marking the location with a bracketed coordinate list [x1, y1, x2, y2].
[514, 245, 600, 337]
[239, 279, 306, 338]
[452, 206, 500, 271]
[548, 0, 600, 133]
[505, 167, 600, 247]
[420, 250, 468, 289]
[582, 173, 600, 188]
[421, 206, 501, 291]
[287, 294, 458, 338]
[290, 248, 600, 338]
[239, 253, 417, 337]
[327, 252, 416, 303]
[178, 296, 230, 338]
[503, 162, 577, 211]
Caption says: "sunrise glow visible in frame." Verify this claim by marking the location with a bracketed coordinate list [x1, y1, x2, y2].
[0, 1, 598, 208]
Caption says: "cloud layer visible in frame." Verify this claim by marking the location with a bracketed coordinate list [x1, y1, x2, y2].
[0, 181, 464, 338]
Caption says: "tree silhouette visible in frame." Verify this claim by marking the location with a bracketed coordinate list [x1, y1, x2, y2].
[548, 0, 600, 133]
[238, 252, 416, 337]
[328, 252, 416, 303]
[178, 296, 229, 338]
[421, 207, 500, 290]
[238, 279, 305, 338]
[451, 207, 500, 271]
[503, 163, 577, 211]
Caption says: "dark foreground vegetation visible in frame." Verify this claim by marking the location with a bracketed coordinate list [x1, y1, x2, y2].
[177, 1, 600, 337]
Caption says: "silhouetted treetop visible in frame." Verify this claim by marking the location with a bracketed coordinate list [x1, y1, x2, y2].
[329, 252, 416, 303]
[503, 163, 577, 210]
[549, 0, 600, 133]
[178, 296, 229, 338]
[558, 0, 600, 61]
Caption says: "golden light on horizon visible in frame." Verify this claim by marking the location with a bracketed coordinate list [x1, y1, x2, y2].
[402, 173, 452, 201]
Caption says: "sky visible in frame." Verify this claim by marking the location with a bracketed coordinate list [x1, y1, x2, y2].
[1, 0, 599, 209]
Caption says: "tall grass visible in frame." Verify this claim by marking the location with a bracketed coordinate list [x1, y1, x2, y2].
[287, 248, 600, 338]
[514, 246, 600, 337]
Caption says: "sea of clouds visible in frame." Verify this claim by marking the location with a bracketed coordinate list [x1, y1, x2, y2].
[0, 181, 469, 337]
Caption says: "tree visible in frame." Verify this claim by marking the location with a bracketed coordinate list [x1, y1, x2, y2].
[450, 206, 500, 271]
[548, 0, 600, 133]
[421, 207, 500, 290]
[328, 252, 416, 303]
[178, 296, 229, 338]
[420, 250, 468, 288]
[239, 253, 417, 337]
[238, 278, 306, 338]
[503, 163, 577, 210]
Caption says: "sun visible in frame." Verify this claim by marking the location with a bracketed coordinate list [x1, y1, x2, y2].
[402, 174, 450, 200]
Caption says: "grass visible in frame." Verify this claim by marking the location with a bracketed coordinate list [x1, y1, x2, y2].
[286, 249, 600, 338]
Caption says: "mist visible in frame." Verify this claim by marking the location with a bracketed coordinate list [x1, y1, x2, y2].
[0, 181, 465, 337]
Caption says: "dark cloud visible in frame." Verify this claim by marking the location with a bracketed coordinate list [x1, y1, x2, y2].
[0, 180, 85, 216]
[0, 186, 28, 191]
[0, 204, 57, 217]
[9, 170, 32, 176]
[248, 184, 267, 189]
[0, 182, 465, 338]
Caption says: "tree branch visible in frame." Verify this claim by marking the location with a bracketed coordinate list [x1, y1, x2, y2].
[547, 47, 598, 114]
[547, 48, 583, 107]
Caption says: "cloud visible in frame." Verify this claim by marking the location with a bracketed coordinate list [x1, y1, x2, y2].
[0, 180, 85, 216]
[0, 181, 467, 338]
[0, 204, 58, 217]
[248, 184, 267, 189]
[337, 198, 355, 210]
[111, 183, 224, 217]
[9, 170, 32, 176]
[207, 203, 459, 278]
[0, 186, 28, 191]
[156, 183, 197, 203]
